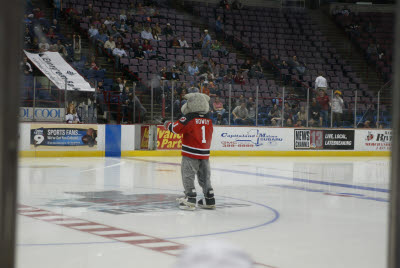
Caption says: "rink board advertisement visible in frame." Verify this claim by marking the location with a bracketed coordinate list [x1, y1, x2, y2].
[30, 124, 98, 150]
[20, 107, 65, 122]
[140, 125, 149, 149]
[355, 130, 392, 151]
[157, 126, 183, 150]
[211, 127, 292, 151]
[294, 129, 354, 150]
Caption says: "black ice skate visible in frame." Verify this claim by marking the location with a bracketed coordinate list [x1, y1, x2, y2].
[197, 190, 216, 209]
[176, 192, 196, 211]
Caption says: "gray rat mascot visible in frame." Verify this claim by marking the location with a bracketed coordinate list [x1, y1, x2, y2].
[164, 93, 215, 210]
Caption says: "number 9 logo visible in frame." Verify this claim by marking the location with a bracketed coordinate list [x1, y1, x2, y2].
[34, 134, 45, 145]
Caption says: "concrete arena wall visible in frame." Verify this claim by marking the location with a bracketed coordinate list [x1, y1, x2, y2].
[19, 123, 391, 157]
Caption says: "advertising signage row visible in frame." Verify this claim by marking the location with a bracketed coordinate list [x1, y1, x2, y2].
[139, 126, 391, 152]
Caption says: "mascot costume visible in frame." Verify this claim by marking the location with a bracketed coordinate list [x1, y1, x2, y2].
[164, 93, 215, 210]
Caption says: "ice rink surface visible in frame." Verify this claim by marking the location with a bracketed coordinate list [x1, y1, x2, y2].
[16, 156, 390, 268]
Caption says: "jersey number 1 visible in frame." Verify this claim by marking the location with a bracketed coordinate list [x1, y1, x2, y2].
[201, 126, 206, 143]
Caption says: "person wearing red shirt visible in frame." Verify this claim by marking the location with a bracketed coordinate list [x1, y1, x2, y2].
[142, 39, 153, 52]
[164, 93, 215, 210]
[317, 89, 330, 127]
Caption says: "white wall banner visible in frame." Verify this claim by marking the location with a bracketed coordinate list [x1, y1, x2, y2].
[211, 127, 293, 151]
[24, 51, 94, 92]
[355, 129, 392, 151]
[19, 107, 65, 122]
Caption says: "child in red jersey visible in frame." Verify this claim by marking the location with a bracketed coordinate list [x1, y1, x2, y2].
[164, 93, 215, 210]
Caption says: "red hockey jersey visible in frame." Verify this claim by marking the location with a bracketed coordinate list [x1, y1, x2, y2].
[166, 113, 213, 159]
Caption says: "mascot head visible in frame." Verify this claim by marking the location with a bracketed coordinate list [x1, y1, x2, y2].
[181, 93, 210, 115]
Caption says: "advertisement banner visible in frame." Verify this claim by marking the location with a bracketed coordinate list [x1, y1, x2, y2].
[24, 51, 93, 92]
[20, 107, 65, 122]
[157, 126, 183, 150]
[140, 125, 149, 149]
[294, 129, 354, 150]
[30, 124, 98, 150]
[212, 127, 292, 151]
[355, 130, 392, 151]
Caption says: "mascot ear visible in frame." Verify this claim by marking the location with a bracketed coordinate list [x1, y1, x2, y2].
[181, 103, 188, 115]
[183, 93, 194, 100]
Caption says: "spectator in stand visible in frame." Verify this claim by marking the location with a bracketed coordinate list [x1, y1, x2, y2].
[235, 94, 246, 107]
[127, 3, 136, 16]
[87, 55, 101, 70]
[290, 56, 306, 76]
[195, 53, 204, 67]
[51, 19, 60, 33]
[201, 29, 212, 57]
[188, 61, 199, 76]
[220, 0, 230, 10]
[130, 38, 141, 54]
[142, 39, 153, 53]
[315, 73, 328, 92]
[39, 37, 50, 52]
[234, 71, 245, 85]
[170, 65, 180, 81]
[133, 22, 143, 33]
[153, 22, 162, 35]
[213, 96, 225, 116]
[24, 27, 33, 48]
[215, 16, 223, 37]
[249, 61, 264, 79]
[233, 102, 251, 125]
[211, 40, 228, 57]
[199, 62, 211, 76]
[170, 36, 180, 48]
[109, 25, 122, 39]
[66, 103, 80, 123]
[286, 118, 293, 127]
[33, 7, 45, 20]
[88, 24, 99, 38]
[317, 89, 329, 127]
[247, 97, 256, 125]
[309, 97, 322, 127]
[113, 43, 128, 69]
[135, 46, 145, 59]
[95, 29, 108, 54]
[162, 23, 174, 38]
[21, 57, 33, 75]
[104, 36, 116, 55]
[240, 59, 252, 72]
[113, 78, 126, 92]
[232, 0, 243, 10]
[363, 120, 372, 128]
[119, 10, 127, 22]
[271, 54, 281, 68]
[179, 36, 190, 48]
[297, 106, 307, 126]
[188, 82, 199, 93]
[268, 104, 282, 125]
[215, 113, 228, 125]
[84, 3, 94, 18]
[46, 28, 57, 40]
[216, 63, 226, 82]
[118, 20, 128, 34]
[283, 102, 293, 121]
[104, 17, 113, 26]
[152, 28, 162, 41]
[55, 40, 68, 58]
[330, 90, 344, 127]
[141, 26, 154, 40]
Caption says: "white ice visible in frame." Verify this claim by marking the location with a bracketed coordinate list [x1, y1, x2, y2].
[16, 156, 389, 268]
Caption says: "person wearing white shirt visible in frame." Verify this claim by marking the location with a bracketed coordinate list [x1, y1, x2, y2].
[113, 44, 127, 70]
[315, 74, 328, 91]
[88, 25, 99, 38]
[330, 90, 344, 127]
[179, 37, 189, 48]
[141, 28, 154, 40]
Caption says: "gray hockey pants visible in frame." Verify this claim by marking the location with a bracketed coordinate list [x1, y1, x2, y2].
[181, 156, 212, 196]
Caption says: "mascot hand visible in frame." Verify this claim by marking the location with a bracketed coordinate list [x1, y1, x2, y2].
[164, 120, 171, 130]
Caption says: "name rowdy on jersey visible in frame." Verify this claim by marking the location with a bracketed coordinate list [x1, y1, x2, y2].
[195, 119, 210, 125]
